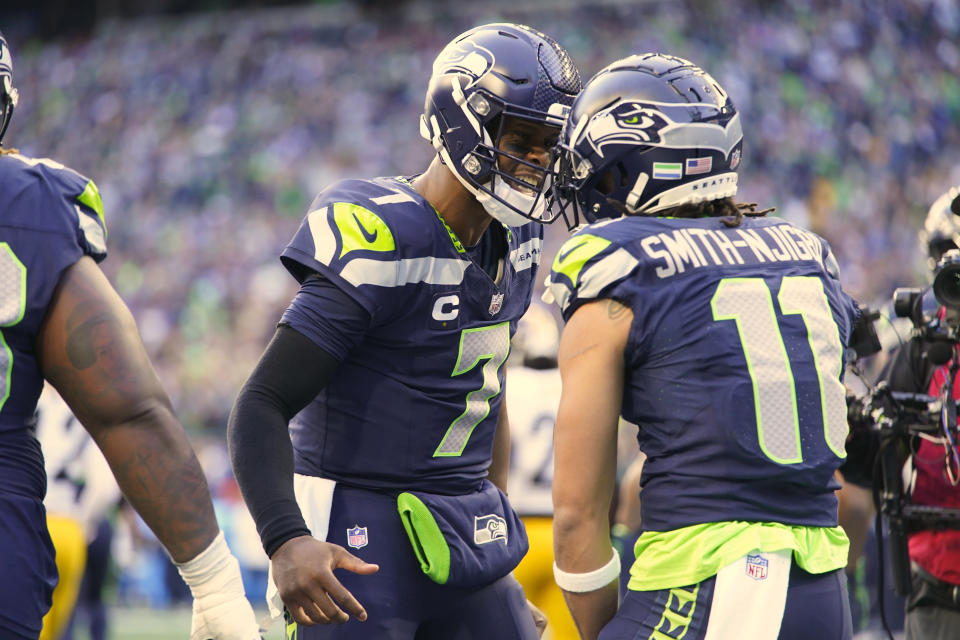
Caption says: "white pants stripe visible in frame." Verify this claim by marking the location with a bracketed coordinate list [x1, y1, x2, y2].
[703, 549, 792, 640]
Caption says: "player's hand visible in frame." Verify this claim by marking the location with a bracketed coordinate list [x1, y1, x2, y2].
[528, 599, 548, 637]
[271, 535, 380, 626]
[173, 531, 262, 640]
[190, 591, 262, 640]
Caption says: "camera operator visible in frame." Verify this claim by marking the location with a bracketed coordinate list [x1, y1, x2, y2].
[842, 184, 960, 640]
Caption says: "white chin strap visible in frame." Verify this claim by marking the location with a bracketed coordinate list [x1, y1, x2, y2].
[476, 174, 547, 227]
[422, 113, 546, 227]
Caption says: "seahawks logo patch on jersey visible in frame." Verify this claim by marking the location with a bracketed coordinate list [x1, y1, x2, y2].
[474, 514, 508, 545]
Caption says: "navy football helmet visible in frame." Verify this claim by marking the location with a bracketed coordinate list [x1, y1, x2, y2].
[0, 31, 17, 145]
[420, 23, 581, 226]
[552, 53, 743, 229]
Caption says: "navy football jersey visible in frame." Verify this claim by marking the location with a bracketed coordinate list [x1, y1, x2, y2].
[547, 215, 860, 531]
[0, 153, 107, 496]
[281, 176, 543, 494]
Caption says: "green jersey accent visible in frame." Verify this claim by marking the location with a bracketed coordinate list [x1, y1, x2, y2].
[627, 521, 849, 591]
[551, 233, 611, 287]
[397, 492, 451, 584]
[333, 202, 396, 257]
[77, 179, 105, 235]
[650, 584, 699, 639]
[432, 206, 467, 254]
[0, 243, 26, 412]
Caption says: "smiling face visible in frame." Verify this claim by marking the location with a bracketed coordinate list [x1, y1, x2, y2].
[495, 116, 560, 196]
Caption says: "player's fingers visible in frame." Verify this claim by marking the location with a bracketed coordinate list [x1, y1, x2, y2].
[323, 579, 370, 622]
[289, 599, 335, 626]
[302, 566, 368, 622]
[334, 548, 380, 576]
[311, 590, 351, 624]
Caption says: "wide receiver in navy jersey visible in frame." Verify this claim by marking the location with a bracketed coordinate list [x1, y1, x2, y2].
[0, 32, 259, 639]
[546, 54, 859, 640]
[227, 23, 581, 638]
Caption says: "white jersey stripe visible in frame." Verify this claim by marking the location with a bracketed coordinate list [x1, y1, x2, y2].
[370, 192, 417, 206]
[340, 255, 470, 288]
[576, 249, 639, 300]
[307, 207, 336, 265]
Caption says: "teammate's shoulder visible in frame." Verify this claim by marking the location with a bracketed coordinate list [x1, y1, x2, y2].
[550, 220, 635, 279]
[0, 152, 107, 257]
[0, 151, 92, 187]
[310, 177, 424, 219]
[546, 221, 643, 315]
[746, 215, 822, 237]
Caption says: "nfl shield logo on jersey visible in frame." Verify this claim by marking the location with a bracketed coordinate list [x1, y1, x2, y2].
[347, 525, 368, 549]
[489, 293, 504, 316]
[745, 553, 768, 580]
[474, 514, 508, 545]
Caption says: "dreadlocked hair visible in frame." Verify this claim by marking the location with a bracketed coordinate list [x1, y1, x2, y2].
[660, 197, 775, 227]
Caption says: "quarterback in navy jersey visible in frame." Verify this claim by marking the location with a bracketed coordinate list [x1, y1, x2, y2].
[228, 23, 580, 638]
[547, 54, 858, 640]
[0, 32, 259, 639]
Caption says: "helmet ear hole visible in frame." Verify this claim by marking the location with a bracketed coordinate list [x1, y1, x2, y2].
[617, 162, 629, 187]
[596, 170, 616, 195]
[594, 162, 629, 196]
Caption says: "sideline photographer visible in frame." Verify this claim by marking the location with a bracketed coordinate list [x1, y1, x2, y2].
[844, 185, 960, 639]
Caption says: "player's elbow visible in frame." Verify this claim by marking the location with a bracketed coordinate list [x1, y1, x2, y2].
[554, 497, 609, 543]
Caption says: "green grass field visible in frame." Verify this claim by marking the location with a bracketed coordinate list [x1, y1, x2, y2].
[70, 605, 277, 640]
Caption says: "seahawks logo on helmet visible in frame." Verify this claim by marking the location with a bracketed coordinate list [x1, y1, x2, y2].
[582, 102, 669, 159]
[435, 41, 495, 86]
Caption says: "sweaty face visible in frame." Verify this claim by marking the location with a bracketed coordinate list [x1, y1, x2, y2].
[495, 117, 559, 196]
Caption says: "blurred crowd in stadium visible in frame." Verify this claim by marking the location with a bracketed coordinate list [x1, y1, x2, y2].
[6, 0, 960, 433]
[4, 0, 960, 634]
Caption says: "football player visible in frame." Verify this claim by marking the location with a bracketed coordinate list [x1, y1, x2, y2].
[546, 54, 859, 639]
[0, 32, 260, 639]
[227, 23, 580, 639]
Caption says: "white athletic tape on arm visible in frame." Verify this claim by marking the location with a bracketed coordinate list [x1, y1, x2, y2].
[553, 547, 621, 593]
[175, 531, 243, 599]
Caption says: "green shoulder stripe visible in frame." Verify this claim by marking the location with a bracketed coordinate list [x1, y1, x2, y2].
[77, 180, 106, 237]
[333, 202, 396, 258]
[551, 233, 611, 287]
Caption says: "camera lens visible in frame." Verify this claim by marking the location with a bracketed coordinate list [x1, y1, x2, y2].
[892, 287, 922, 319]
[933, 261, 960, 308]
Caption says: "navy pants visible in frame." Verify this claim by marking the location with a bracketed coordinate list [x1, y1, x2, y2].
[287, 484, 538, 640]
[601, 561, 852, 640]
[0, 492, 58, 639]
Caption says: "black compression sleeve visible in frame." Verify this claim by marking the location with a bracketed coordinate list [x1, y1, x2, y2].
[227, 324, 341, 557]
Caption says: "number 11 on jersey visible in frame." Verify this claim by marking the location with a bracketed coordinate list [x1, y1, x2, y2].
[711, 276, 847, 465]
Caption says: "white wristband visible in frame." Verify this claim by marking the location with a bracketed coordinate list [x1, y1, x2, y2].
[174, 531, 244, 599]
[553, 547, 621, 593]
